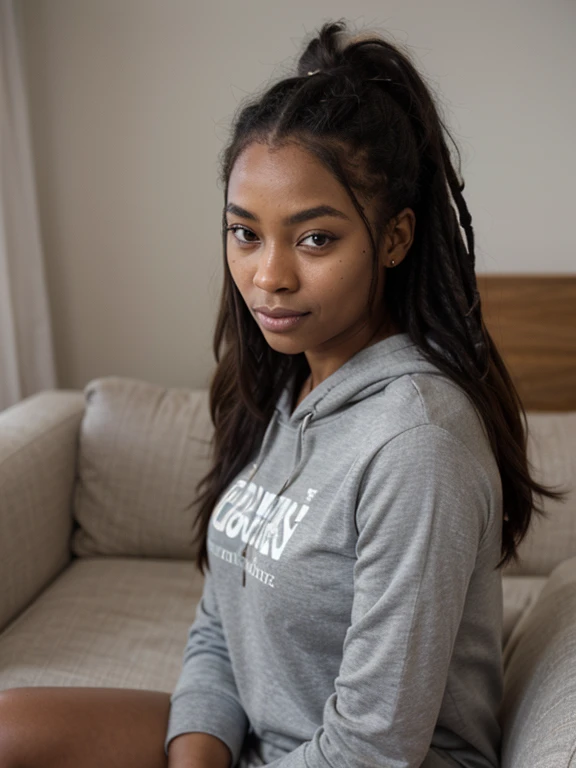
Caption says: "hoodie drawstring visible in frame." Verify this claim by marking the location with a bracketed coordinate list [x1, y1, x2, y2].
[241, 410, 313, 587]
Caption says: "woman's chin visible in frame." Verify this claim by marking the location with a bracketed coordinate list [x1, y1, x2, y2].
[260, 333, 310, 356]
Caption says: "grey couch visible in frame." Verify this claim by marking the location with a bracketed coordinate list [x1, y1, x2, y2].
[0, 376, 575, 767]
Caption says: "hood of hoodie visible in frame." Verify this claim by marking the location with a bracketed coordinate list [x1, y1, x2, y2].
[240, 331, 447, 567]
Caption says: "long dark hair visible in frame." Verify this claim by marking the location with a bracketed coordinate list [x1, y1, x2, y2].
[188, 19, 567, 575]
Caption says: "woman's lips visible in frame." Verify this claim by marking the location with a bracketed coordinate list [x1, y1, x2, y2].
[255, 310, 310, 332]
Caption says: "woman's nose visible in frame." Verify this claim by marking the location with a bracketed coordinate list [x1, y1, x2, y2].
[253, 244, 298, 292]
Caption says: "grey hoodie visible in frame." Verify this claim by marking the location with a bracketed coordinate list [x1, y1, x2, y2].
[165, 332, 504, 768]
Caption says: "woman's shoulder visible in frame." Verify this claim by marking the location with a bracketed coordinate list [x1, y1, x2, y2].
[363, 370, 499, 486]
[356, 373, 502, 545]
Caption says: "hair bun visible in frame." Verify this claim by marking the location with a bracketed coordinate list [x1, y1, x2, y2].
[296, 20, 348, 78]
[296, 20, 403, 86]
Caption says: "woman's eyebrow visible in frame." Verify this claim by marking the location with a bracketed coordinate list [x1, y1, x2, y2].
[224, 203, 351, 225]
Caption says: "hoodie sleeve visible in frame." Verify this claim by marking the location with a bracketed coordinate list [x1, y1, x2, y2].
[261, 424, 491, 768]
[164, 562, 250, 765]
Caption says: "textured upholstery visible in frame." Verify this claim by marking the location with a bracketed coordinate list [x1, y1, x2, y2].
[501, 412, 576, 577]
[0, 390, 85, 632]
[0, 557, 204, 692]
[71, 376, 214, 560]
[501, 575, 547, 648]
[500, 555, 576, 767]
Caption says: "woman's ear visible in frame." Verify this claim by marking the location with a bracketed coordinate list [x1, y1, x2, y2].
[380, 208, 416, 268]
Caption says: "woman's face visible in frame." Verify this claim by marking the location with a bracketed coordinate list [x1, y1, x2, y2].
[225, 140, 411, 361]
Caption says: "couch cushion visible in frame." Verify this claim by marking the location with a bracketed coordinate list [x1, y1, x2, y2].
[0, 557, 204, 692]
[71, 376, 213, 559]
[501, 411, 576, 577]
[499, 555, 576, 768]
[501, 575, 547, 649]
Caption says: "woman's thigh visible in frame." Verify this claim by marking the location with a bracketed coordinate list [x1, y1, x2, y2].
[0, 686, 171, 768]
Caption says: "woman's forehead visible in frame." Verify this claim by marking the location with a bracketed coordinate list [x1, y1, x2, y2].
[228, 142, 367, 221]
[230, 142, 331, 187]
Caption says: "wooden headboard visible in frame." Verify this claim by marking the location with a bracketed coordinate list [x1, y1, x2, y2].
[477, 275, 576, 411]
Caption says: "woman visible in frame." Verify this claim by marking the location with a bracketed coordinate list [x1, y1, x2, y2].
[0, 19, 565, 768]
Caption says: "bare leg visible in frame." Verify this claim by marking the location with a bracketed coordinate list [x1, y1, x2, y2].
[0, 686, 171, 768]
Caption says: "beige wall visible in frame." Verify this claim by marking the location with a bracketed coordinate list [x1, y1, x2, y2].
[16, 0, 576, 392]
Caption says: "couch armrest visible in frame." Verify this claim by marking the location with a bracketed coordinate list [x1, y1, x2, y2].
[0, 390, 85, 632]
[500, 555, 576, 768]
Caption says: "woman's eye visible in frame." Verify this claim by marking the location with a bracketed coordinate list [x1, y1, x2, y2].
[226, 226, 258, 244]
[300, 233, 336, 249]
[226, 226, 336, 250]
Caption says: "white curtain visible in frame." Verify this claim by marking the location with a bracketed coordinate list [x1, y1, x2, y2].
[0, 0, 57, 411]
